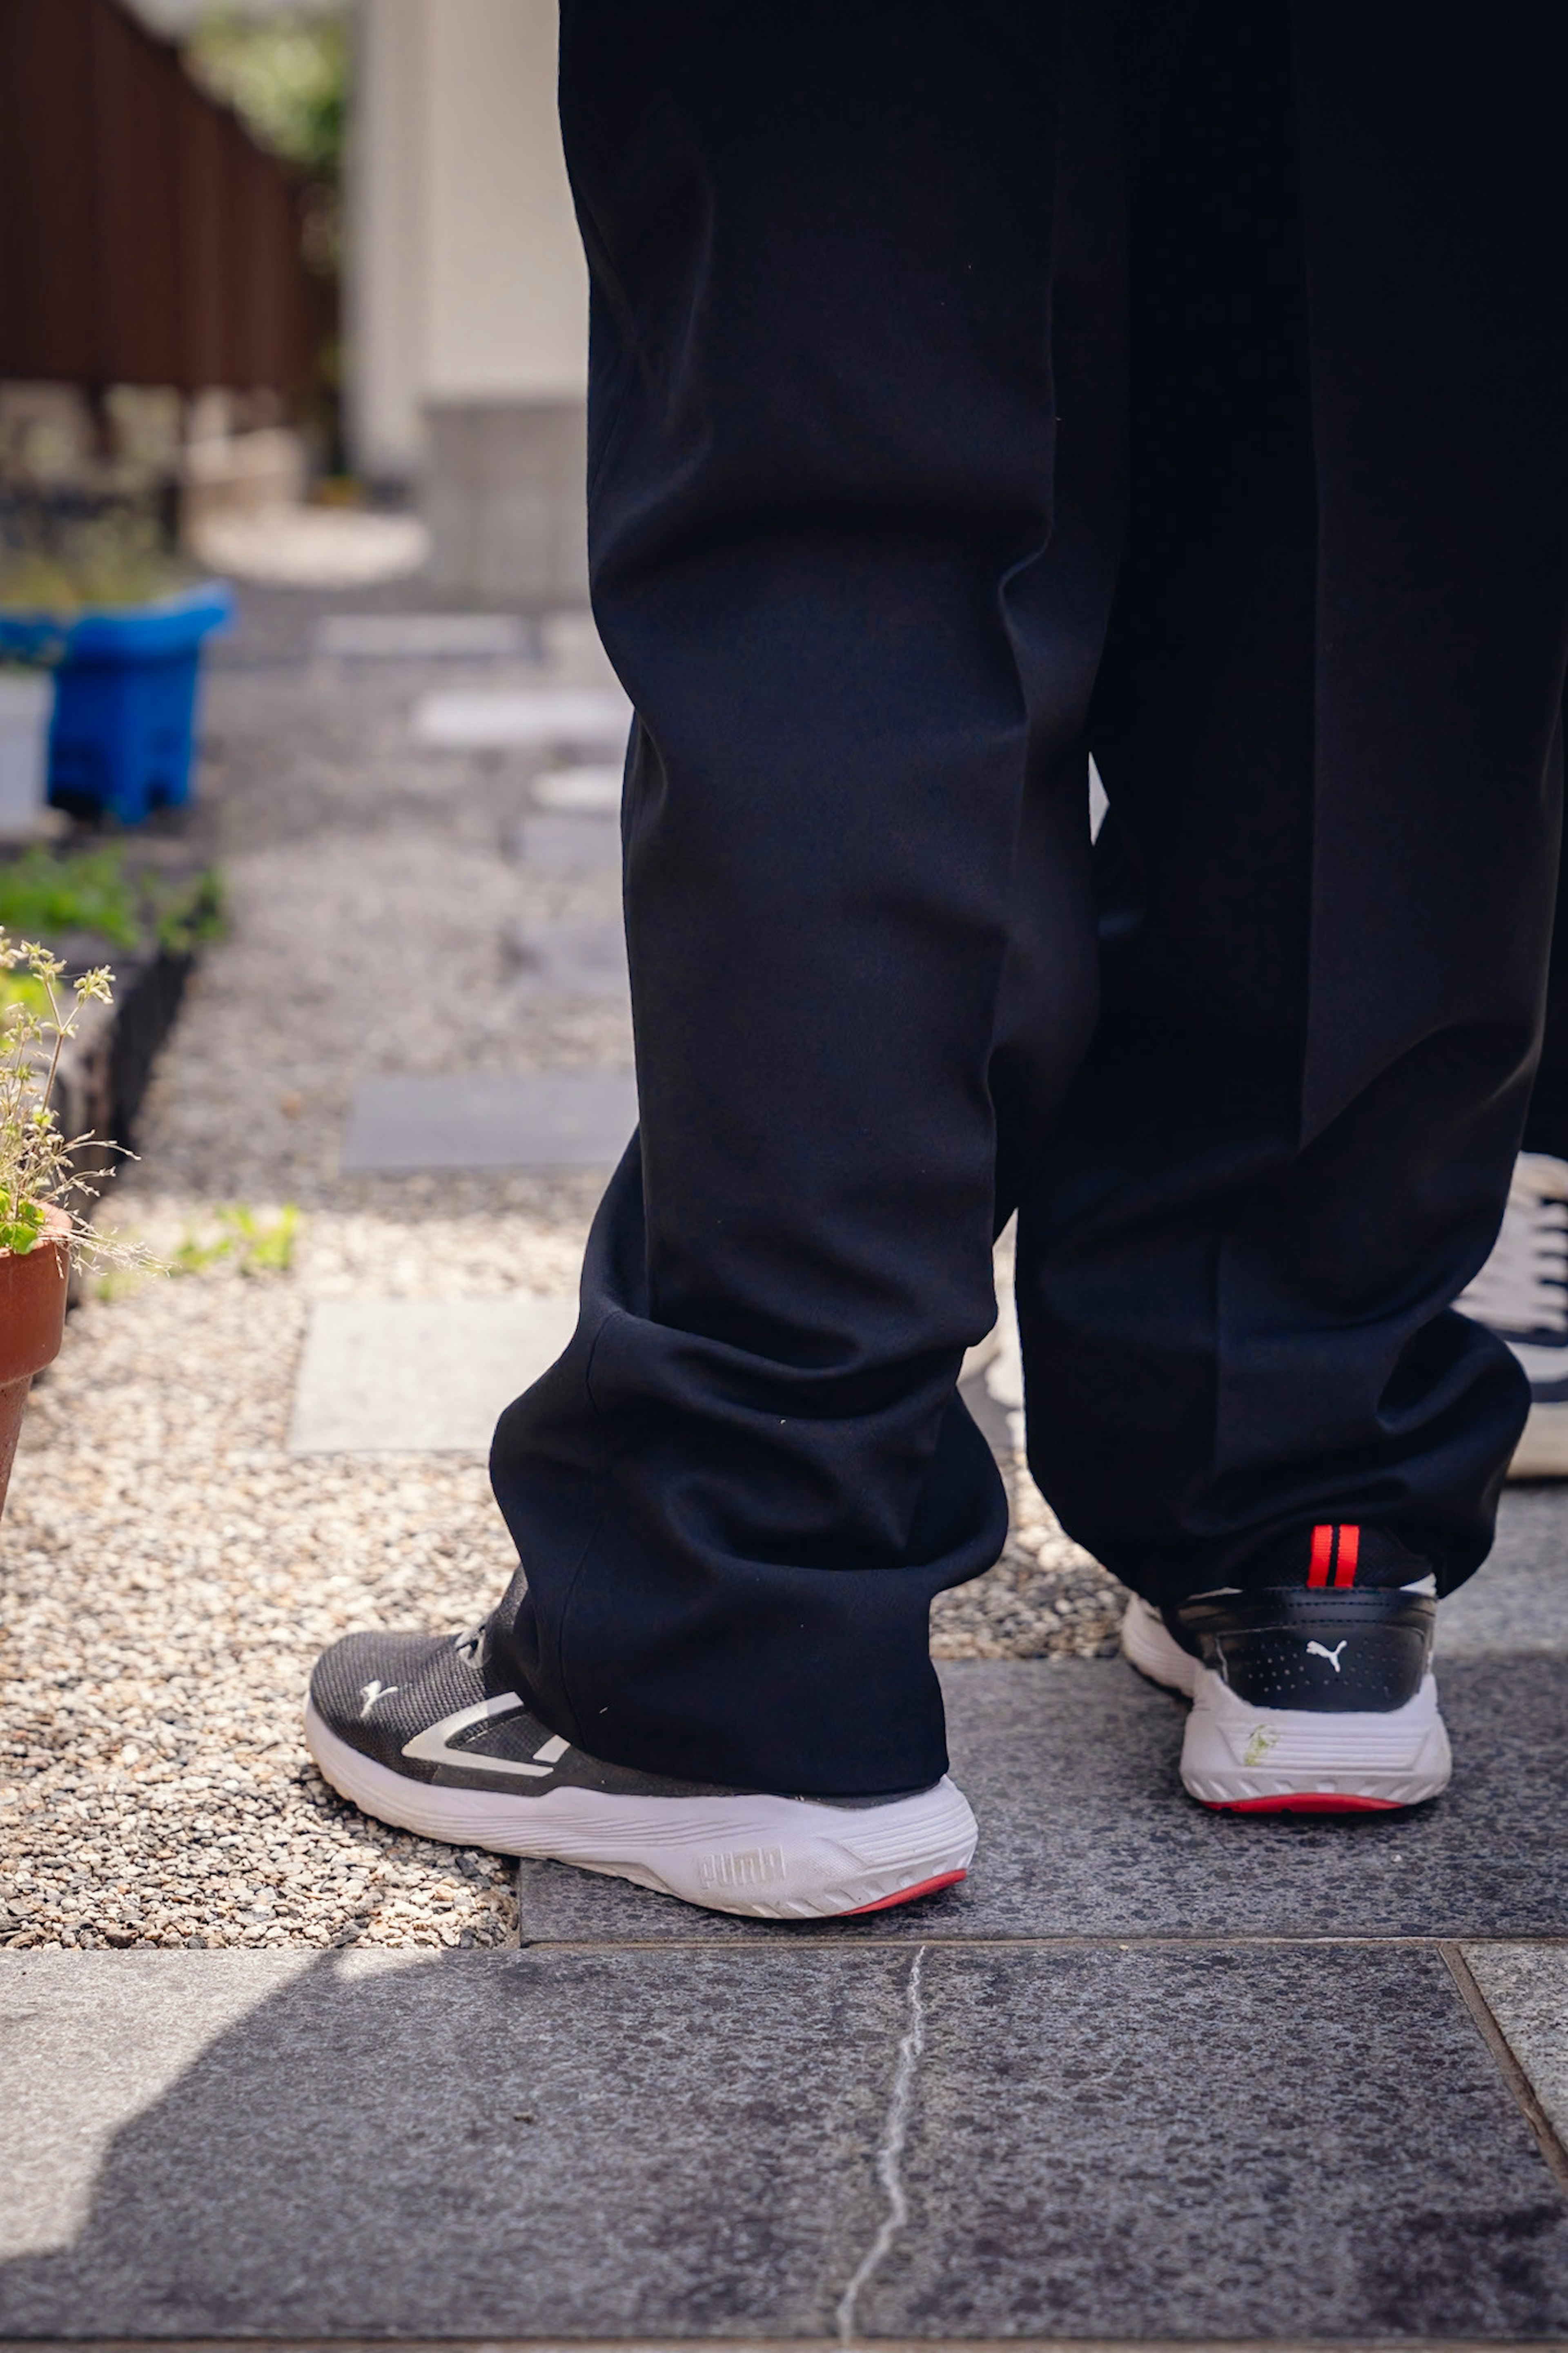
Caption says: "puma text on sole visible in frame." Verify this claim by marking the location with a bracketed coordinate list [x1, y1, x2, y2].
[305, 1702, 974, 1919]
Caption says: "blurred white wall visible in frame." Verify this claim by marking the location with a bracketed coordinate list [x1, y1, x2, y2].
[344, 0, 425, 479]
[425, 0, 586, 403]
[345, 0, 589, 600]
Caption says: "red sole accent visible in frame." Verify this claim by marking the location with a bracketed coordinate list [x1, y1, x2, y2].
[842, 1868, 967, 1915]
[1205, 1794, 1401, 1814]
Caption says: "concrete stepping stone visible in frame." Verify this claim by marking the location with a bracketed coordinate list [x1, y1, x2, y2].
[412, 685, 631, 750]
[2, 1943, 1565, 2342]
[512, 808, 622, 872]
[504, 917, 629, 1001]
[316, 612, 530, 659]
[518, 1654, 1568, 1943]
[1440, 1484, 1568, 1657]
[1462, 1944, 1568, 2150]
[341, 1070, 637, 1173]
[532, 763, 622, 811]
[288, 1296, 577, 1453]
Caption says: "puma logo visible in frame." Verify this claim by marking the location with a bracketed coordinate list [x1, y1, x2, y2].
[1306, 1640, 1348, 1674]
[698, 1847, 786, 1891]
[359, 1680, 399, 1718]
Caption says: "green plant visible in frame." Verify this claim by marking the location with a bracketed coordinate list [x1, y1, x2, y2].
[0, 509, 187, 617]
[0, 933, 121, 1260]
[0, 850, 226, 960]
[156, 868, 227, 957]
[186, 10, 348, 181]
[173, 1203, 298, 1279]
[0, 847, 142, 950]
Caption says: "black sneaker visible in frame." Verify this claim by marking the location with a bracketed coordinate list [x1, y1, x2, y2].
[1458, 1149, 1568, 1475]
[1121, 1523, 1451, 1812]
[305, 1621, 977, 1919]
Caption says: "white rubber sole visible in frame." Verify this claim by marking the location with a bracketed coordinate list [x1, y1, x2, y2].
[304, 1702, 977, 1920]
[1121, 1595, 1452, 1812]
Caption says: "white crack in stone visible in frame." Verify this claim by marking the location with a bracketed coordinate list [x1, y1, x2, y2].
[835, 1944, 927, 2346]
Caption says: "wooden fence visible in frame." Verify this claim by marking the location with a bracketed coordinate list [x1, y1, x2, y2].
[0, 0, 317, 393]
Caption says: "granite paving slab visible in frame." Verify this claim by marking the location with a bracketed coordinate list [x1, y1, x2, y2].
[0, 1947, 902, 2341]
[504, 917, 630, 1001]
[2, 1945, 1562, 2343]
[1441, 1485, 1568, 1657]
[518, 1656, 1568, 1943]
[512, 807, 622, 872]
[341, 1070, 637, 1172]
[412, 686, 631, 749]
[315, 613, 530, 660]
[288, 1296, 577, 1452]
[533, 762, 623, 811]
[1462, 1944, 1568, 2148]
[868, 1943, 1568, 2343]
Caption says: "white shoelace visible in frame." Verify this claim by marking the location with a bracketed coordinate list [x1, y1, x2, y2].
[1458, 1151, 1568, 1336]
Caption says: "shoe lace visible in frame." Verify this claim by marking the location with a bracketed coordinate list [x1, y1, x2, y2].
[1459, 1153, 1568, 1336]
[454, 1619, 489, 1664]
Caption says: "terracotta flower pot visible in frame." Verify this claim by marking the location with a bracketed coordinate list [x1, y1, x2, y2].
[0, 1204, 70, 1523]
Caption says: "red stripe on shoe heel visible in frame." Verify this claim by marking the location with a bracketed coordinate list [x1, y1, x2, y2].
[1334, 1524, 1360, 1588]
[1204, 1793, 1401, 1814]
[1307, 1524, 1334, 1588]
[842, 1869, 966, 1916]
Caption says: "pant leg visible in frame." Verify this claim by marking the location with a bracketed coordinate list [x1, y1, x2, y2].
[1021, 0, 1568, 1602]
[489, 2, 1122, 1793]
[1522, 713, 1568, 1161]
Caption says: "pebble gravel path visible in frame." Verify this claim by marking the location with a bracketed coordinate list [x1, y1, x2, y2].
[0, 586, 1121, 1954]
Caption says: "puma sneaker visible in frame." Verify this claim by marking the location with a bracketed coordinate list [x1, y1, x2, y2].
[305, 1622, 977, 1920]
[1121, 1522, 1451, 1812]
[1458, 1150, 1568, 1476]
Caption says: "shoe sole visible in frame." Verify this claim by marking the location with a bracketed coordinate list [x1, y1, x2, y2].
[1121, 1596, 1452, 1813]
[304, 1702, 976, 1920]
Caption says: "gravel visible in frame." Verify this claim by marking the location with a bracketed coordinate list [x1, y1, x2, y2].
[0, 592, 1122, 1955]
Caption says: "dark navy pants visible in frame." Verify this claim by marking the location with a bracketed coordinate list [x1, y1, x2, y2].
[490, 2, 1568, 1795]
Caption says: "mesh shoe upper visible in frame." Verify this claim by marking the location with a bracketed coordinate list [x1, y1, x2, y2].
[309, 1625, 743, 1798]
[308, 1623, 924, 1804]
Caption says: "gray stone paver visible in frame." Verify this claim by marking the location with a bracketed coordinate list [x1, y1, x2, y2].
[340, 1068, 637, 1172]
[1462, 1945, 1568, 2149]
[1442, 1485, 1568, 1656]
[512, 805, 622, 871]
[875, 1944, 1568, 2343]
[4, 1943, 1566, 2343]
[506, 914, 630, 1001]
[288, 1295, 579, 1452]
[0, 1947, 899, 2340]
[518, 1655, 1568, 1943]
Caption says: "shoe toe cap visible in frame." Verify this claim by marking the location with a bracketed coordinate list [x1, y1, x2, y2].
[307, 1628, 457, 1737]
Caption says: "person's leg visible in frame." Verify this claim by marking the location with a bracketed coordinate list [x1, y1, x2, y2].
[308, 3, 1127, 1891]
[482, 1, 1125, 1800]
[1522, 727, 1568, 1164]
[1017, 1, 1568, 1792]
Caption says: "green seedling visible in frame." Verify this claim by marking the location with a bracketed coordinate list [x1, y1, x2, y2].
[172, 1202, 299, 1279]
[0, 848, 142, 950]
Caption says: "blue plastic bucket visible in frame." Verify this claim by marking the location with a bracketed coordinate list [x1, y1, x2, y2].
[0, 581, 233, 825]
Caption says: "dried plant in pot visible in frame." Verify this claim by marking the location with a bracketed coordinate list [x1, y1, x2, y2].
[0, 934, 133, 1521]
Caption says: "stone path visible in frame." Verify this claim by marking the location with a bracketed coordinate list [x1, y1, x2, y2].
[3, 582, 1567, 2342]
[5, 1508, 1568, 2343]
